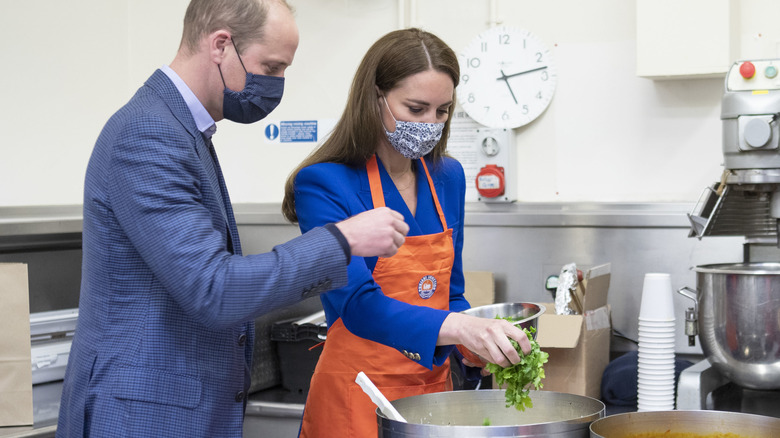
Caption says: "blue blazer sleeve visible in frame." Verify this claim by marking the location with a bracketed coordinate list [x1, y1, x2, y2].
[106, 116, 347, 329]
[294, 158, 467, 369]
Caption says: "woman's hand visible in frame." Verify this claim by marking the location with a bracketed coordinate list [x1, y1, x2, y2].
[438, 312, 531, 368]
[456, 345, 491, 376]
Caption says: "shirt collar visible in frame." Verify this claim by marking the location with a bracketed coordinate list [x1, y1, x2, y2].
[161, 64, 217, 138]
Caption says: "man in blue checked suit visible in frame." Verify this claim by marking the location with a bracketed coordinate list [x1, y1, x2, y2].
[56, 0, 409, 436]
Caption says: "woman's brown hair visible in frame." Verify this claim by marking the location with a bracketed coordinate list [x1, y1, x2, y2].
[281, 28, 460, 223]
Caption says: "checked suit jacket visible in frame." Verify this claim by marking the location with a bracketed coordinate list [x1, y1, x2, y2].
[56, 70, 348, 437]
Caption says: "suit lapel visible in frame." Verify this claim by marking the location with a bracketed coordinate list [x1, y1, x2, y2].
[208, 140, 242, 255]
[144, 70, 240, 254]
[196, 136, 229, 223]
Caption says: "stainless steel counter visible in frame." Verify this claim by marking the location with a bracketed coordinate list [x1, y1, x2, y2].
[0, 201, 705, 233]
[244, 387, 306, 437]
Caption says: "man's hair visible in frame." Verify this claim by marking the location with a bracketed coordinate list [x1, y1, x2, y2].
[179, 0, 292, 55]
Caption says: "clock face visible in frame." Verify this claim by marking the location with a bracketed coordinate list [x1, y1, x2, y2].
[457, 26, 557, 129]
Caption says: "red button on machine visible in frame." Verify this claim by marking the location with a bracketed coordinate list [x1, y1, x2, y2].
[740, 61, 756, 79]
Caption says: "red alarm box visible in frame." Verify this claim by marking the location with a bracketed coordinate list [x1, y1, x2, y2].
[475, 165, 505, 198]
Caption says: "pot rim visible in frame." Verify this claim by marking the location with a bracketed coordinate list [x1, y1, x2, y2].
[378, 390, 605, 431]
[589, 410, 780, 437]
[692, 262, 780, 275]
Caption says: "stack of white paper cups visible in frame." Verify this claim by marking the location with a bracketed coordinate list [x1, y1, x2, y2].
[637, 273, 676, 411]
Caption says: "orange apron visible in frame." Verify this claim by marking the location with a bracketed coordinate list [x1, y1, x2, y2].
[299, 155, 455, 438]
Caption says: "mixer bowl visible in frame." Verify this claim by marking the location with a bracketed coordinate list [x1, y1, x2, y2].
[690, 263, 780, 389]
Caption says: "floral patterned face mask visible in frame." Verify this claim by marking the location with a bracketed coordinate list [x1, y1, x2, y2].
[382, 97, 444, 159]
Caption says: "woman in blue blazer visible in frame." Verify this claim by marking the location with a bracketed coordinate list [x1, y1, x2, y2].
[282, 28, 532, 437]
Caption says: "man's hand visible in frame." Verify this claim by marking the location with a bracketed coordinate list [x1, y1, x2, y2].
[335, 207, 409, 258]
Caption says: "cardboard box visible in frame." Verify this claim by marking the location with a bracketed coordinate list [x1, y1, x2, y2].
[535, 263, 612, 400]
[464, 271, 495, 308]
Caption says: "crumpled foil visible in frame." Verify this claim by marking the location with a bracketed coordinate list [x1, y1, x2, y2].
[555, 263, 579, 315]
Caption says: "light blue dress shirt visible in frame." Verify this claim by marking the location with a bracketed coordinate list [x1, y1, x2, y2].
[161, 64, 216, 138]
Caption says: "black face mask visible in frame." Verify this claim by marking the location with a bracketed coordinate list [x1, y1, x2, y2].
[218, 38, 284, 124]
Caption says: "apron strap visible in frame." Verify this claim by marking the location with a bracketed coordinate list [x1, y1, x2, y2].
[366, 154, 448, 230]
[418, 158, 448, 230]
[366, 154, 386, 209]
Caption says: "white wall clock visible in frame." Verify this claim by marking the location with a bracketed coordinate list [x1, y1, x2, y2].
[457, 26, 557, 129]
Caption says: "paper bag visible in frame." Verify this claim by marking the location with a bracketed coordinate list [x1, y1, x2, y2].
[0, 263, 33, 426]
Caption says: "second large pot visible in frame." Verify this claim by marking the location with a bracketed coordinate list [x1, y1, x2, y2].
[590, 410, 780, 437]
[683, 262, 780, 389]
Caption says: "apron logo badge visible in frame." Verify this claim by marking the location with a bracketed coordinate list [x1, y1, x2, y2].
[418, 275, 437, 299]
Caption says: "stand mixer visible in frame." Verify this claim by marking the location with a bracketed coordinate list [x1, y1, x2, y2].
[680, 59, 780, 416]
[689, 59, 780, 244]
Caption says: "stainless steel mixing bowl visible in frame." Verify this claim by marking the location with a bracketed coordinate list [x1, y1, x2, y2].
[461, 302, 545, 336]
[683, 263, 780, 389]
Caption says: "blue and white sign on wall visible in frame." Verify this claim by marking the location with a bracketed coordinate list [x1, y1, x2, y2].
[261, 119, 336, 145]
[280, 120, 317, 143]
[264, 123, 280, 141]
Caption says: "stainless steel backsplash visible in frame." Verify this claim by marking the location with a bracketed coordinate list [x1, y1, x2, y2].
[233, 203, 746, 357]
[0, 202, 751, 360]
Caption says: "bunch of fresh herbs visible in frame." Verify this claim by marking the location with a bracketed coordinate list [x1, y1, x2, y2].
[485, 324, 549, 411]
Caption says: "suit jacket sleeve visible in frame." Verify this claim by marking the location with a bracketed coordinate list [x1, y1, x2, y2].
[107, 116, 347, 329]
[294, 162, 463, 369]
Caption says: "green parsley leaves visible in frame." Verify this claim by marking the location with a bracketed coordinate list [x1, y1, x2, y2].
[485, 325, 549, 411]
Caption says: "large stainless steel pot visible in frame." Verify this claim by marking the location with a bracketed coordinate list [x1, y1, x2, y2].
[590, 410, 780, 437]
[678, 262, 780, 389]
[377, 390, 604, 437]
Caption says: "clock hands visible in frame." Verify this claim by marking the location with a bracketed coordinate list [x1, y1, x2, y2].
[498, 69, 519, 104]
[496, 66, 549, 105]
[497, 65, 548, 81]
